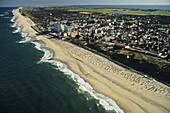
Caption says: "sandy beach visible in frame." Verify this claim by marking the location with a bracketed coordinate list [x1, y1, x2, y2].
[14, 8, 170, 113]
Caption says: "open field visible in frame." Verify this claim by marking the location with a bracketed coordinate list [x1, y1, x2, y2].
[22, 7, 170, 16]
[67, 8, 170, 16]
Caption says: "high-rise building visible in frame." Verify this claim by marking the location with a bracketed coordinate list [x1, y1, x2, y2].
[54, 23, 60, 32]
[60, 24, 65, 32]
[54, 23, 72, 33]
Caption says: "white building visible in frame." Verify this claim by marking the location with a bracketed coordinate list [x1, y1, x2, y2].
[64, 26, 72, 33]
[60, 24, 65, 32]
[63, 33, 68, 37]
[54, 23, 65, 32]
[71, 32, 77, 37]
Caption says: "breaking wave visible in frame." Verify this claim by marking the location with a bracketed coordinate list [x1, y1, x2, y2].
[13, 26, 22, 33]
[4, 17, 10, 19]
[11, 10, 17, 22]
[4, 12, 9, 15]
[0, 14, 4, 17]
[11, 22, 18, 28]
[18, 32, 32, 43]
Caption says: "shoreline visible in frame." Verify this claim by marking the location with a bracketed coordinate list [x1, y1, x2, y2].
[13, 8, 170, 113]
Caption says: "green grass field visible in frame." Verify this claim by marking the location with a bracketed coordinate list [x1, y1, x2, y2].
[67, 8, 170, 16]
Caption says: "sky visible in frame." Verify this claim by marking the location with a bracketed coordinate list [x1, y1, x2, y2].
[0, 0, 170, 7]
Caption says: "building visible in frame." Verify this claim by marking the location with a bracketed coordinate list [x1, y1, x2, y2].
[64, 26, 72, 33]
[54, 23, 65, 32]
[60, 24, 65, 32]
[71, 32, 77, 37]
[54, 23, 60, 32]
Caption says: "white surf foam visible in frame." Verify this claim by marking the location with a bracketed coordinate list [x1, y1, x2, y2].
[54, 61, 123, 112]
[17, 32, 32, 43]
[18, 37, 32, 43]
[11, 10, 17, 22]
[11, 15, 16, 22]
[13, 26, 22, 33]
[31, 41, 45, 51]
[4, 17, 10, 19]
[21, 32, 28, 37]
[11, 22, 18, 28]
[11, 9, 33, 44]
[0, 14, 4, 17]
[4, 12, 9, 15]
[32, 40, 123, 113]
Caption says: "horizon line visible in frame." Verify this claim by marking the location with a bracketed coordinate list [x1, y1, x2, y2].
[1, 4, 170, 7]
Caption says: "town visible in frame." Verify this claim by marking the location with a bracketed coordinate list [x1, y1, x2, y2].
[20, 7, 170, 83]
[25, 8, 170, 60]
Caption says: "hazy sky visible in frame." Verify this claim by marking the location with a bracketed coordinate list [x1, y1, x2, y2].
[0, 0, 170, 7]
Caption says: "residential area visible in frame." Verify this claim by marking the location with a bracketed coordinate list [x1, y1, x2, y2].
[46, 9, 170, 60]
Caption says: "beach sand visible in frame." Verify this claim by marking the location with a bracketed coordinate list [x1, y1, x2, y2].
[14, 8, 170, 113]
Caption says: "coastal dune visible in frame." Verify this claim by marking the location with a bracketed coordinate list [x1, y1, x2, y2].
[14, 8, 170, 113]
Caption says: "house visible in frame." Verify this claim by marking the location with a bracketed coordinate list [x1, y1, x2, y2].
[71, 32, 77, 37]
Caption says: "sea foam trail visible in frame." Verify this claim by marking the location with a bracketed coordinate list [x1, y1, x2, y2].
[4, 12, 9, 15]
[11, 22, 18, 28]
[11, 10, 22, 34]
[12, 25, 33, 43]
[11, 10, 17, 22]
[11, 10, 33, 43]
[31, 41, 123, 113]
[13, 26, 22, 33]
[0, 14, 4, 17]
[18, 32, 32, 43]
[21, 32, 28, 37]
[11, 9, 124, 113]
[4, 17, 10, 19]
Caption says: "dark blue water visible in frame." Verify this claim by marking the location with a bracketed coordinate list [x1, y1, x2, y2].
[0, 7, 116, 113]
[65, 5, 170, 10]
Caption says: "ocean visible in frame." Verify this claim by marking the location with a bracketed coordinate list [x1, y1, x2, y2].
[0, 7, 123, 113]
